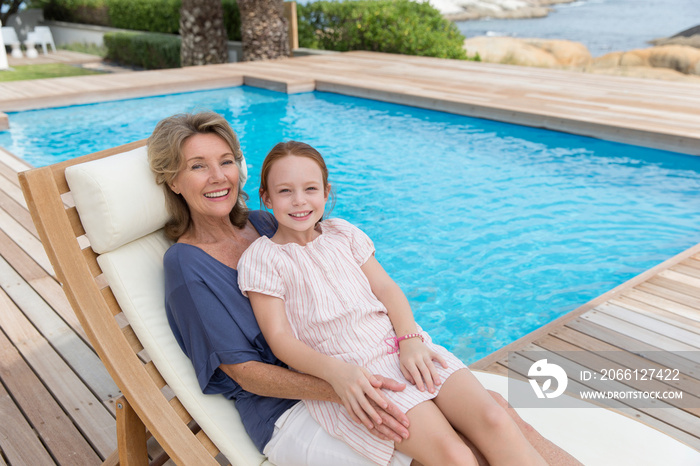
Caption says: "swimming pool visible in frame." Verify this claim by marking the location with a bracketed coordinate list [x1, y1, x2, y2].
[2, 86, 700, 363]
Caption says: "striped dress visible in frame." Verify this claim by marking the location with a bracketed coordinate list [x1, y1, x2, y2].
[237, 218, 466, 465]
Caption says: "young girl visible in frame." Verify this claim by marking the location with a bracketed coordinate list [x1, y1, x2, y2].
[237, 141, 547, 466]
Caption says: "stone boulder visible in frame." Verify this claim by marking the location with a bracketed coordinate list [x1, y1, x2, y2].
[522, 38, 592, 67]
[649, 34, 700, 49]
[593, 45, 700, 76]
[463, 36, 591, 67]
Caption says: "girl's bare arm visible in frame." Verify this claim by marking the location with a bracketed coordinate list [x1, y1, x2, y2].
[361, 255, 447, 392]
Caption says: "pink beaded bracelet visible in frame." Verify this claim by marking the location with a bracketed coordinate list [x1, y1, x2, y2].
[385, 333, 424, 354]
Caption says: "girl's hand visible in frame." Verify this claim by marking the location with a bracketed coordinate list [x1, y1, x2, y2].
[398, 338, 448, 393]
[326, 361, 392, 430]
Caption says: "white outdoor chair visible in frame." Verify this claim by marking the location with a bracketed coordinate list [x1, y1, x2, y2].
[33, 26, 56, 54]
[1, 26, 23, 58]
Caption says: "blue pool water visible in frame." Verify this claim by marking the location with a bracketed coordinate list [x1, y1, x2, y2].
[2, 86, 700, 363]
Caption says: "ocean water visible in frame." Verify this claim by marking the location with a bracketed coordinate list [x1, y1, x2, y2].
[456, 0, 699, 57]
[2, 86, 700, 364]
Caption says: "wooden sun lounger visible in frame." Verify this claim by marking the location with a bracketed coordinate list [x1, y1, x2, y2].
[18, 141, 223, 466]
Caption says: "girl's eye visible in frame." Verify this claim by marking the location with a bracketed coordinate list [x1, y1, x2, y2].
[279, 188, 290, 193]
[306, 186, 318, 191]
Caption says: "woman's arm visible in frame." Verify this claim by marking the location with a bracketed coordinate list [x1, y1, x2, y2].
[247, 291, 400, 432]
[220, 360, 410, 442]
[361, 255, 447, 393]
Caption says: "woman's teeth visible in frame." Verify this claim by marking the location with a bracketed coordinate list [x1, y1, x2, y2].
[204, 189, 229, 198]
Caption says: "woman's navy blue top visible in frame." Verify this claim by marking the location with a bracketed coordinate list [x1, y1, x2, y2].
[163, 210, 297, 453]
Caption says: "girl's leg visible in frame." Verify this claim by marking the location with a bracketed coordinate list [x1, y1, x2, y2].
[434, 369, 546, 466]
[395, 400, 479, 466]
[488, 391, 582, 465]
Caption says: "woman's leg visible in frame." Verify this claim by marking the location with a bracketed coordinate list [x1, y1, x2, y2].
[395, 400, 479, 466]
[434, 369, 546, 466]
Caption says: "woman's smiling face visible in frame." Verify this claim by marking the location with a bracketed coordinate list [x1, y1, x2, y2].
[170, 133, 240, 224]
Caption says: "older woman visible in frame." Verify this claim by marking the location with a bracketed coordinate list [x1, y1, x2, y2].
[148, 111, 580, 466]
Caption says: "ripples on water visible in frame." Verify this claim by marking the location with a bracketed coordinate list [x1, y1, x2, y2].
[2, 86, 699, 363]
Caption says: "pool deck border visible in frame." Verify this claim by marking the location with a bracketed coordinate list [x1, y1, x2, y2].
[2, 51, 700, 155]
[1, 51, 699, 463]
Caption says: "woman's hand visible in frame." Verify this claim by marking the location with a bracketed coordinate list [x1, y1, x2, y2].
[326, 360, 395, 431]
[398, 338, 448, 393]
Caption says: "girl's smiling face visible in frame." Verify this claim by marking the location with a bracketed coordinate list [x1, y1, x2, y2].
[170, 133, 240, 224]
[262, 155, 330, 243]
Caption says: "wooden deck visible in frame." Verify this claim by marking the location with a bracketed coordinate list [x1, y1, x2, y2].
[1, 52, 699, 463]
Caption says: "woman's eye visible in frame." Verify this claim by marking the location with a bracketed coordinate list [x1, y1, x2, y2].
[222, 159, 234, 165]
[191, 164, 204, 170]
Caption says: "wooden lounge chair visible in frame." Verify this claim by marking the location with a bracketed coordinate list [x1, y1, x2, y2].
[19, 140, 269, 466]
[19, 141, 700, 465]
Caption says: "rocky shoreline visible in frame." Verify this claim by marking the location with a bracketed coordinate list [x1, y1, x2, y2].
[427, 0, 579, 21]
[424, 1, 700, 83]
[461, 35, 700, 83]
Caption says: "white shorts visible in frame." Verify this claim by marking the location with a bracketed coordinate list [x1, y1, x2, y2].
[264, 401, 412, 466]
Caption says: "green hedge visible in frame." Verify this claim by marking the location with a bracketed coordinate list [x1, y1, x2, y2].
[107, 0, 180, 33]
[34, 0, 241, 40]
[103, 31, 180, 69]
[298, 0, 467, 59]
[30, 0, 110, 26]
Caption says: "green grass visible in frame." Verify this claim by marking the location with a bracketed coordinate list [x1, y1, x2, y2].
[59, 42, 108, 58]
[0, 63, 106, 82]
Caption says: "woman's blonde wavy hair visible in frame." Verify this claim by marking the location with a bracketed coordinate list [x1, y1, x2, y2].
[147, 111, 248, 241]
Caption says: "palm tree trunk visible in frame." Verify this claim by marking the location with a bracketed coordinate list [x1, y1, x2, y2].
[238, 0, 290, 61]
[180, 0, 228, 66]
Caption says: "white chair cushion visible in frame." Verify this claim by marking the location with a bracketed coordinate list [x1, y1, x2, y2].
[64, 144, 248, 255]
[474, 372, 700, 465]
[97, 232, 267, 466]
[65, 146, 169, 254]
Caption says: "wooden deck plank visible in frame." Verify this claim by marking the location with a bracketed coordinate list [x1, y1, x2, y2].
[0, 293, 103, 465]
[0, 228, 85, 339]
[549, 326, 700, 395]
[581, 309, 698, 352]
[598, 302, 700, 346]
[533, 334, 700, 414]
[0, 204, 54, 275]
[0, 285, 117, 458]
[0, 379, 57, 466]
[660, 269, 700, 289]
[566, 318, 700, 378]
[635, 282, 700, 315]
[0, 255, 120, 401]
[648, 275, 700, 301]
[513, 345, 700, 445]
[0, 169, 26, 208]
[610, 295, 700, 329]
[0, 187, 37, 237]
